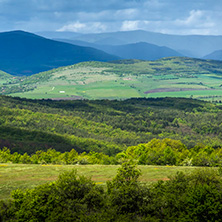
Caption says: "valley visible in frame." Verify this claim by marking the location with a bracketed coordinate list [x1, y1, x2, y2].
[1, 0, 222, 220]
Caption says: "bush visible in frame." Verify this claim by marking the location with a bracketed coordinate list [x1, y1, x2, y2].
[9, 170, 105, 221]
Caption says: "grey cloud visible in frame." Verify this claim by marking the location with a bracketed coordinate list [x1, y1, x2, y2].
[0, 0, 221, 34]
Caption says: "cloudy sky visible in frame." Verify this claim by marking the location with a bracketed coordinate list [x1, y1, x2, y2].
[0, 0, 222, 35]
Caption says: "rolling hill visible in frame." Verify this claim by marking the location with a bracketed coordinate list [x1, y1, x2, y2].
[0, 30, 119, 75]
[203, 50, 222, 61]
[2, 57, 222, 101]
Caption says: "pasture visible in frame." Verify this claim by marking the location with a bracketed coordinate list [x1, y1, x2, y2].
[1, 57, 222, 101]
[0, 164, 198, 200]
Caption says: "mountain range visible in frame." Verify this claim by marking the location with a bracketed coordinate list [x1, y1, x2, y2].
[0, 29, 222, 76]
[55, 39, 183, 60]
[47, 30, 222, 59]
[68, 30, 222, 58]
[203, 50, 222, 61]
[0, 30, 119, 75]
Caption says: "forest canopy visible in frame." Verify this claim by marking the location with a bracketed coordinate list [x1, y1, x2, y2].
[0, 95, 222, 166]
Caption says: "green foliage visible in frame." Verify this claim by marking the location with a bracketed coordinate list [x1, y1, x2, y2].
[151, 169, 222, 221]
[2, 137, 222, 166]
[107, 162, 146, 214]
[125, 138, 188, 165]
[0, 95, 222, 156]
[8, 170, 105, 221]
[2, 163, 222, 221]
[0, 147, 115, 165]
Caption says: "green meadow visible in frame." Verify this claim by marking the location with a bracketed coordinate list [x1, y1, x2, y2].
[0, 164, 198, 200]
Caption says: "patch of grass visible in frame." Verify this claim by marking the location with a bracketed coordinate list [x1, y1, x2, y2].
[0, 164, 199, 200]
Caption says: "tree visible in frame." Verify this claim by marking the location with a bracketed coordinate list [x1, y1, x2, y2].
[107, 162, 147, 214]
[9, 170, 105, 221]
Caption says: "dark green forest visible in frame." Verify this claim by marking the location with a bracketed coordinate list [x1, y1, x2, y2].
[1, 95, 222, 166]
[1, 95, 222, 152]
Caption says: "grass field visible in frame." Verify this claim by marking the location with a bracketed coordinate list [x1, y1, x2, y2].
[8, 74, 222, 100]
[0, 164, 199, 200]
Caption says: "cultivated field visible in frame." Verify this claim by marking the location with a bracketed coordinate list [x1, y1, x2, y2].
[1, 57, 222, 101]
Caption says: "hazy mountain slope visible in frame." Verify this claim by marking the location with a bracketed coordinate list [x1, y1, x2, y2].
[97, 42, 183, 60]
[54, 38, 98, 48]
[72, 30, 222, 58]
[36, 31, 81, 39]
[55, 39, 183, 60]
[0, 30, 119, 75]
[203, 50, 222, 61]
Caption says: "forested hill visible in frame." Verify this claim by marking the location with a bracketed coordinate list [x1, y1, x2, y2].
[0, 95, 222, 155]
[0, 30, 119, 75]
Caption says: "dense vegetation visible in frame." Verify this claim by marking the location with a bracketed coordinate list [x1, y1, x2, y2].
[1, 162, 222, 221]
[2, 137, 222, 166]
[1, 95, 222, 156]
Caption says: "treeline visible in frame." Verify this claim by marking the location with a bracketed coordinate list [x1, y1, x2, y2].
[1, 138, 222, 166]
[1, 162, 222, 221]
[121, 138, 222, 166]
[0, 147, 114, 165]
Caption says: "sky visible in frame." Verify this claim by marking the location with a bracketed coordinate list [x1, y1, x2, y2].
[0, 0, 222, 35]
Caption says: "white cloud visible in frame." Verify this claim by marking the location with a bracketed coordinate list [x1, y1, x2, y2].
[58, 21, 86, 32]
[57, 21, 107, 33]
[175, 10, 212, 27]
[169, 10, 216, 35]
[121, 20, 139, 31]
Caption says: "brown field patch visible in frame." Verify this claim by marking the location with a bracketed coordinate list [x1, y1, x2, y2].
[51, 96, 83, 100]
[144, 87, 211, 94]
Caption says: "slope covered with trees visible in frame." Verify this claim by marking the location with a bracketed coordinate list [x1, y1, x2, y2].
[1, 95, 222, 156]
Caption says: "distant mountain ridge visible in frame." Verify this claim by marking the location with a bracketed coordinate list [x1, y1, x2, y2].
[0, 30, 119, 75]
[203, 50, 222, 61]
[70, 30, 222, 58]
[93, 42, 183, 60]
[55, 39, 183, 60]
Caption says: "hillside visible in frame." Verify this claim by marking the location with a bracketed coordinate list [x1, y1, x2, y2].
[98, 42, 183, 60]
[0, 70, 12, 83]
[2, 57, 222, 101]
[0, 95, 222, 155]
[0, 30, 119, 75]
[203, 50, 222, 61]
[71, 30, 222, 57]
[56, 39, 183, 60]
